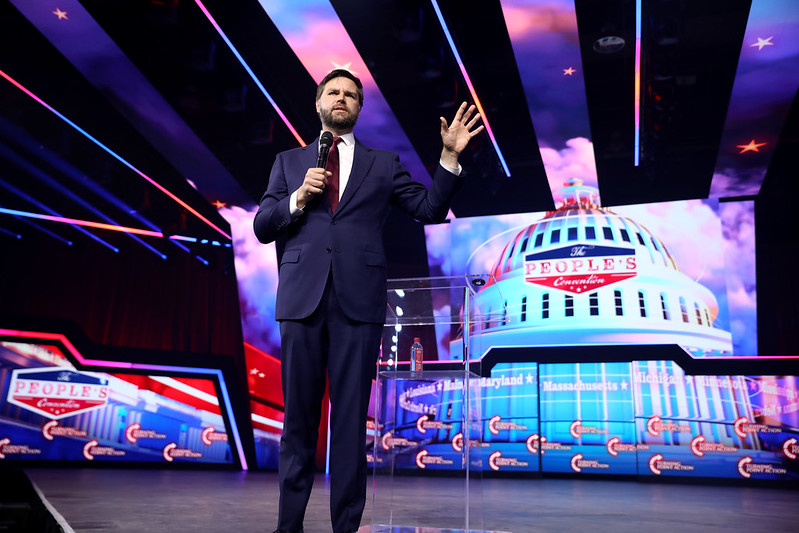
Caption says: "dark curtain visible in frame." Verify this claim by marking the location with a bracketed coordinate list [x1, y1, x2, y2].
[0, 233, 243, 356]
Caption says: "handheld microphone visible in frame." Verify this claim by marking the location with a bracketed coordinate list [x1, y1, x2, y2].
[316, 131, 334, 169]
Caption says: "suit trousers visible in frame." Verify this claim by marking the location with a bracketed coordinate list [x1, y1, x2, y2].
[277, 271, 383, 533]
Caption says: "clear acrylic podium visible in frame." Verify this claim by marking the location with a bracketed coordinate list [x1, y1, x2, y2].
[371, 275, 505, 533]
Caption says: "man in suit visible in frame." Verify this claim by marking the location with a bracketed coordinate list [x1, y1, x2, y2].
[253, 68, 483, 533]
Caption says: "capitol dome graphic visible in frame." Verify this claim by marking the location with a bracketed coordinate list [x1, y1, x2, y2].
[454, 178, 733, 358]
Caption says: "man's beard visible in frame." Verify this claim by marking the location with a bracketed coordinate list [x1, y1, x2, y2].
[320, 106, 359, 130]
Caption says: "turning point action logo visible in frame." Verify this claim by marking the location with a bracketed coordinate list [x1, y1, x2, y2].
[526, 433, 572, 454]
[733, 416, 781, 439]
[414, 449, 453, 469]
[690, 436, 707, 457]
[416, 414, 452, 434]
[605, 437, 636, 457]
[648, 454, 694, 475]
[0, 437, 41, 459]
[734, 417, 751, 438]
[380, 430, 417, 450]
[783, 437, 798, 460]
[42, 420, 87, 441]
[648, 454, 665, 475]
[646, 415, 691, 437]
[488, 415, 528, 435]
[125, 423, 166, 444]
[569, 420, 607, 439]
[489, 451, 529, 471]
[162, 443, 202, 462]
[570, 453, 609, 473]
[82, 440, 125, 461]
[689, 435, 738, 457]
[526, 433, 542, 454]
[201, 427, 228, 446]
[737, 456, 788, 478]
[451, 432, 463, 453]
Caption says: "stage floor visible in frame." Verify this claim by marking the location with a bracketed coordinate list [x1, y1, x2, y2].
[21, 468, 799, 533]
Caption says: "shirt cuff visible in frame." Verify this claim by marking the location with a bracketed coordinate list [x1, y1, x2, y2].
[289, 190, 304, 217]
[439, 159, 462, 176]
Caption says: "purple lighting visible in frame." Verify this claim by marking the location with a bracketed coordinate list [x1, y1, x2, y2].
[0, 207, 164, 238]
[0, 68, 232, 241]
[194, 0, 307, 147]
[634, 0, 642, 167]
[431, 0, 511, 177]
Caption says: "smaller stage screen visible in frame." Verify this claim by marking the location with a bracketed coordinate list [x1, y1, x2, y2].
[424, 187, 756, 359]
[0, 340, 233, 465]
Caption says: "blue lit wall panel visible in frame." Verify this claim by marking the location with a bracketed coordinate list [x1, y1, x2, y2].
[539, 362, 635, 423]
[482, 362, 539, 422]
[485, 442, 539, 473]
[540, 434, 638, 475]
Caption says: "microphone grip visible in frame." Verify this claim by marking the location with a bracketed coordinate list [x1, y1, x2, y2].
[316, 131, 334, 169]
[316, 145, 331, 169]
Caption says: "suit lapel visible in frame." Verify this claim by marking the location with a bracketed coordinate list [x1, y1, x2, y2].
[293, 141, 321, 210]
[336, 141, 375, 214]
[299, 141, 318, 189]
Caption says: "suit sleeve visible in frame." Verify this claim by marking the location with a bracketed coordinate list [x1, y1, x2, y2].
[391, 155, 462, 223]
[253, 152, 296, 244]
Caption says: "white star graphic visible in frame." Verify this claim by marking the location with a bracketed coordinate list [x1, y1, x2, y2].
[750, 36, 774, 51]
[331, 62, 355, 75]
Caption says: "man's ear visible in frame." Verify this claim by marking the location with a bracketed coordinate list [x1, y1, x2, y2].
[315, 99, 320, 115]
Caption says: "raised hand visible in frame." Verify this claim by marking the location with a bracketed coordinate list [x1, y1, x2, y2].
[439, 102, 484, 167]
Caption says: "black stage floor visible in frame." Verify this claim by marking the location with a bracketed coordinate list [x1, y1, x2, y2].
[11, 468, 799, 533]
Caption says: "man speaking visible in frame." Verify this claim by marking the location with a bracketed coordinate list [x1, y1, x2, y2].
[253, 68, 483, 533]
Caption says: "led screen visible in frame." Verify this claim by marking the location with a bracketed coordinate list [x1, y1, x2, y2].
[424, 184, 755, 359]
[232, 182, 799, 481]
[374, 362, 798, 480]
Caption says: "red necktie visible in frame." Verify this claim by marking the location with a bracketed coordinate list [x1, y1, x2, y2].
[326, 137, 342, 212]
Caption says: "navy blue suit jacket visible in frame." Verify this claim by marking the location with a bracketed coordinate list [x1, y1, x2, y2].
[253, 137, 461, 323]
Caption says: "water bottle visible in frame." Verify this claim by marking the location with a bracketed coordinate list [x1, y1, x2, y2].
[410, 337, 423, 372]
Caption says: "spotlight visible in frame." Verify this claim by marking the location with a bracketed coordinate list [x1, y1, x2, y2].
[593, 36, 626, 54]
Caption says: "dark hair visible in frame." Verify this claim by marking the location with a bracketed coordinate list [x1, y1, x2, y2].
[316, 69, 364, 108]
